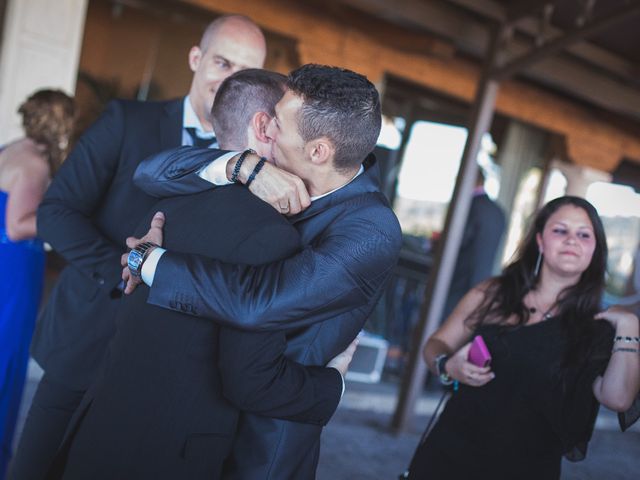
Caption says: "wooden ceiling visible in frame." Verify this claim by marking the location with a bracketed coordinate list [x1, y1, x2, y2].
[310, 0, 640, 125]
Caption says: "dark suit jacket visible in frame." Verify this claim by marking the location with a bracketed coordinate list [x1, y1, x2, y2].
[34, 99, 184, 389]
[135, 151, 403, 479]
[54, 186, 342, 480]
[443, 192, 506, 320]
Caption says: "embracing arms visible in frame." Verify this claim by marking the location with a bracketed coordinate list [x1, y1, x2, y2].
[134, 147, 310, 214]
[218, 328, 356, 425]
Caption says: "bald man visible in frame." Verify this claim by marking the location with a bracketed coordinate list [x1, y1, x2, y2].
[11, 15, 270, 480]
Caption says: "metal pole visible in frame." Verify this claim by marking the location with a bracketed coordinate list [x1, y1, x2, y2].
[391, 24, 505, 433]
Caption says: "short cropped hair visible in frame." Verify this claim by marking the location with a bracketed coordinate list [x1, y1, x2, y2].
[286, 64, 381, 172]
[211, 69, 287, 150]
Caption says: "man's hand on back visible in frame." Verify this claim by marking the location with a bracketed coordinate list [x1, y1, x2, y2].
[327, 337, 359, 377]
[227, 152, 311, 215]
[120, 211, 165, 295]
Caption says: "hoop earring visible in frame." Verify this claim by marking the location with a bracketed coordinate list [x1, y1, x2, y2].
[534, 251, 543, 277]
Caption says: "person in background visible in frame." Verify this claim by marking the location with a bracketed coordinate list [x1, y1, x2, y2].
[441, 169, 506, 321]
[412, 196, 639, 480]
[0, 90, 74, 480]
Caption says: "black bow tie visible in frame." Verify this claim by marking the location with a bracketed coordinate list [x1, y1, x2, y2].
[186, 127, 217, 148]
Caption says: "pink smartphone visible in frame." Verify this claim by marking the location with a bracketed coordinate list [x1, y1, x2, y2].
[468, 335, 492, 367]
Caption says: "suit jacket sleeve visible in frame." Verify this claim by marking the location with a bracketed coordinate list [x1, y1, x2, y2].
[37, 100, 126, 289]
[147, 205, 402, 331]
[216, 220, 342, 425]
[133, 146, 225, 197]
[218, 327, 342, 425]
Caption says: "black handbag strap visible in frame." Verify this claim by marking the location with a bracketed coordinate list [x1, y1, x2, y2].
[398, 390, 451, 479]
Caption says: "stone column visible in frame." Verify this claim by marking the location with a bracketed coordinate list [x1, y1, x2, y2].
[0, 0, 88, 144]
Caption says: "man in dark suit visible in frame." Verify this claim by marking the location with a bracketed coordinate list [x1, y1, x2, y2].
[442, 170, 506, 320]
[51, 69, 348, 480]
[11, 15, 271, 479]
[127, 64, 403, 479]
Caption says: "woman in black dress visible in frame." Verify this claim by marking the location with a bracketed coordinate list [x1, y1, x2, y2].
[409, 196, 639, 480]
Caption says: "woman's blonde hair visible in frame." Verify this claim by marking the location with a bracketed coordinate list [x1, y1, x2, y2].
[18, 89, 75, 173]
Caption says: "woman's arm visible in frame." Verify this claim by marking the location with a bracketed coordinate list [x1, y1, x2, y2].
[4, 141, 50, 241]
[592, 306, 640, 412]
[422, 284, 495, 387]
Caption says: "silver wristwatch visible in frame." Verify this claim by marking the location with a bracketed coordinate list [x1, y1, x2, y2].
[127, 242, 158, 278]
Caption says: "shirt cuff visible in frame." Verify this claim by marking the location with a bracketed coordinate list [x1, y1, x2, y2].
[141, 247, 166, 286]
[197, 151, 240, 185]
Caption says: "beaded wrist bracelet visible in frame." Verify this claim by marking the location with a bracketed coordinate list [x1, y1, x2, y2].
[612, 347, 640, 354]
[614, 336, 640, 344]
[245, 156, 267, 188]
[231, 149, 255, 183]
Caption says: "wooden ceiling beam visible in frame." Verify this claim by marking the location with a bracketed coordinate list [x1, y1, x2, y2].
[447, 0, 639, 84]
[491, 0, 640, 80]
[505, 0, 557, 25]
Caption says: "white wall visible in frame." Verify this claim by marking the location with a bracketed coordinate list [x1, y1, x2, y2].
[0, 0, 88, 144]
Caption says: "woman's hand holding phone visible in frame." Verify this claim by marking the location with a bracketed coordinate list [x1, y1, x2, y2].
[446, 339, 495, 387]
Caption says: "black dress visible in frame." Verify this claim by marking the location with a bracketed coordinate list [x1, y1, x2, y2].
[408, 317, 614, 480]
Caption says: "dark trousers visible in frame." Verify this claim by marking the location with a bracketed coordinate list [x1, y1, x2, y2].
[9, 375, 84, 480]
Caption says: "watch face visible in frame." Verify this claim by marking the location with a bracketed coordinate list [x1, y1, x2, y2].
[128, 249, 144, 276]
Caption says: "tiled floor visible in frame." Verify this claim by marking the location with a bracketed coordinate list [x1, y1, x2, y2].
[10, 361, 640, 479]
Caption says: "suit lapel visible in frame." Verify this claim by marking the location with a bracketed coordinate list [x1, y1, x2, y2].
[160, 98, 184, 150]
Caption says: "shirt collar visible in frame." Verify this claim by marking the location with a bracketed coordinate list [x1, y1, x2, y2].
[310, 165, 365, 202]
[183, 96, 215, 138]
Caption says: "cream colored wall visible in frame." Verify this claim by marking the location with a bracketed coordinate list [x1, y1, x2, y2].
[0, 0, 88, 144]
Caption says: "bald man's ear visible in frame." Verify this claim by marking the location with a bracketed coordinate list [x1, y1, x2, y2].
[188, 46, 202, 72]
[252, 111, 271, 143]
[308, 137, 335, 166]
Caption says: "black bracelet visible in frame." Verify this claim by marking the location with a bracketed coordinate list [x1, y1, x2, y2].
[245, 156, 267, 188]
[231, 149, 255, 183]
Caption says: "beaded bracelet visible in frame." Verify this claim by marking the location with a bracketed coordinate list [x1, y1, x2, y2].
[614, 336, 640, 344]
[231, 149, 255, 183]
[245, 156, 267, 188]
[612, 347, 640, 354]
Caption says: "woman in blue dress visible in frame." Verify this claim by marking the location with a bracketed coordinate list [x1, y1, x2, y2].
[0, 90, 74, 478]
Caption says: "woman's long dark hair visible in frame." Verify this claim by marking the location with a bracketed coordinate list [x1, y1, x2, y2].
[468, 196, 608, 367]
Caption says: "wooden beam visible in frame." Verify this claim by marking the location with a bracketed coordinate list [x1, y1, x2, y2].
[448, 0, 639, 81]
[505, 0, 555, 25]
[492, 1, 640, 80]
[319, 1, 455, 58]
[392, 24, 505, 433]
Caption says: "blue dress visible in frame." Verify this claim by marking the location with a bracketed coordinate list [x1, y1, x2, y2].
[0, 189, 45, 478]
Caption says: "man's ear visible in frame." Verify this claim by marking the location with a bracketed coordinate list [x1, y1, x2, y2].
[251, 111, 271, 142]
[308, 137, 335, 166]
[188, 46, 202, 72]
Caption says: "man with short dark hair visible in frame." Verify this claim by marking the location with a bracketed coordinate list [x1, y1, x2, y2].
[128, 64, 403, 479]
